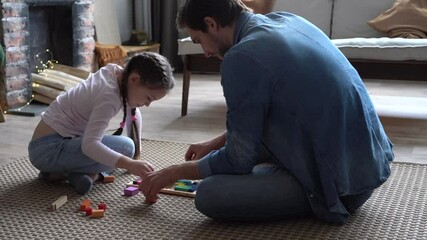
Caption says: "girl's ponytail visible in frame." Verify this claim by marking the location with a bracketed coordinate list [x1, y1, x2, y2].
[129, 108, 141, 159]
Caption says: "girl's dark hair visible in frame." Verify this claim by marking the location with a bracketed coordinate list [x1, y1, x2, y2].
[177, 0, 251, 32]
[113, 52, 175, 159]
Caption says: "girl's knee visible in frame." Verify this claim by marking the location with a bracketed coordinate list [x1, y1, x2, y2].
[103, 136, 135, 158]
[120, 137, 135, 157]
[123, 142, 135, 158]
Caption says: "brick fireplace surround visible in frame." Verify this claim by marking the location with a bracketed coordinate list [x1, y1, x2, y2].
[0, 0, 95, 110]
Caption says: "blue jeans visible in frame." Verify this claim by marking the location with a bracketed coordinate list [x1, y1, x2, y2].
[28, 134, 135, 174]
[195, 163, 314, 221]
[195, 163, 374, 222]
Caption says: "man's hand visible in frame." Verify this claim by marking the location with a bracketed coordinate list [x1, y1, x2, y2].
[185, 141, 214, 161]
[139, 161, 201, 203]
[139, 167, 177, 203]
[185, 132, 227, 161]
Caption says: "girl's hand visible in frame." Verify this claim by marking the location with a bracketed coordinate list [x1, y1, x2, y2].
[127, 160, 156, 179]
[116, 157, 155, 179]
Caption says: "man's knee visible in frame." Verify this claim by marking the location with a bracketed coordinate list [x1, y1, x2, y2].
[194, 177, 224, 219]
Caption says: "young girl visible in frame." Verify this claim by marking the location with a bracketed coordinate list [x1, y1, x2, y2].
[28, 52, 175, 195]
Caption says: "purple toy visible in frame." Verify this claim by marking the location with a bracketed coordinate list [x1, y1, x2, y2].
[124, 186, 139, 196]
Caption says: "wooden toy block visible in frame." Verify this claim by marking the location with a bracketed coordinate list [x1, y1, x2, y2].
[98, 202, 107, 210]
[51, 195, 67, 211]
[160, 179, 200, 197]
[80, 199, 91, 211]
[173, 179, 199, 192]
[91, 209, 104, 218]
[85, 207, 93, 216]
[176, 179, 193, 184]
[124, 186, 139, 196]
[103, 175, 115, 183]
[99, 172, 115, 183]
[173, 184, 198, 192]
[174, 182, 187, 187]
[174, 185, 192, 192]
[189, 184, 198, 192]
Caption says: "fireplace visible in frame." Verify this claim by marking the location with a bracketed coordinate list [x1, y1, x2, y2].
[0, 0, 95, 110]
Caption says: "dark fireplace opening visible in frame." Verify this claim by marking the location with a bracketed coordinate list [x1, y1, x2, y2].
[29, 6, 73, 73]
[1, 0, 95, 110]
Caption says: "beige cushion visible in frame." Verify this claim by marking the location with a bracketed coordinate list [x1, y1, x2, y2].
[368, 0, 427, 38]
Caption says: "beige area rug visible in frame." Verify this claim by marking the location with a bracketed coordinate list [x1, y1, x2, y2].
[0, 140, 426, 239]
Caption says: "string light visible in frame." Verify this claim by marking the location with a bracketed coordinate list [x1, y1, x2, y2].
[11, 94, 35, 112]
[34, 49, 59, 73]
[8, 49, 59, 113]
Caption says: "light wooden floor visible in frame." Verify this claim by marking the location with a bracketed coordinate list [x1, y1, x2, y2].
[0, 73, 426, 166]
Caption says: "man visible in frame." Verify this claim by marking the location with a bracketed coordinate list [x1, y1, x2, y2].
[140, 0, 394, 224]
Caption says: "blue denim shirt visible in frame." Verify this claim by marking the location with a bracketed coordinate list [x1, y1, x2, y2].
[198, 12, 394, 223]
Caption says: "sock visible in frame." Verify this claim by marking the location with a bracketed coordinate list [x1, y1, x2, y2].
[67, 172, 94, 195]
[38, 171, 50, 181]
[38, 171, 66, 182]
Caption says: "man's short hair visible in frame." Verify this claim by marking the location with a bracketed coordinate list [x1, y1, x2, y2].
[177, 0, 251, 32]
